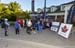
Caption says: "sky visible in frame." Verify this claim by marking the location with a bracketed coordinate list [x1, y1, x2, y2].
[1, 0, 74, 11]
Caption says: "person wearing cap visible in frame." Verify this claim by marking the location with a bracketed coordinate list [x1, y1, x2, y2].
[3, 18, 9, 36]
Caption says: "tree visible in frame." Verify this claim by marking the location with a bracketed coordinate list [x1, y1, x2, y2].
[21, 11, 30, 19]
[15, 11, 30, 19]
[7, 1, 21, 21]
[0, 4, 6, 13]
[0, 1, 30, 21]
[0, 4, 8, 18]
[8, 1, 21, 13]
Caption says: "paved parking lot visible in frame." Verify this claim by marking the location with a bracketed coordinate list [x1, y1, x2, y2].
[0, 26, 75, 48]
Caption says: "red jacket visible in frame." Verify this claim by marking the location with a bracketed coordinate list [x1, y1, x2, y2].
[18, 19, 23, 25]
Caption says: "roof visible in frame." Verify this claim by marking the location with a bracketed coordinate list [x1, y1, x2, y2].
[31, 1, 75, 14]
[61, 1, 75, 5]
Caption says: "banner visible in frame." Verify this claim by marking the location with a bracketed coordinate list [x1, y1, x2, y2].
[67, 5, 75, 24]
[51, 22, 60, 32]
[58, 23, 72, 38]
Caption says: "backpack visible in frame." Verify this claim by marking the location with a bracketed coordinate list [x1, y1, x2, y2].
[1, 22, 5, 28]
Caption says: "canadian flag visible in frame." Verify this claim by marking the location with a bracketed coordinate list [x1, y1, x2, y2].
[58, 23, 72, 38]
[62, 25, 68, 33]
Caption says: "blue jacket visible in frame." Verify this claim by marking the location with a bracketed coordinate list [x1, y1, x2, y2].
[14, 21, 20, 29]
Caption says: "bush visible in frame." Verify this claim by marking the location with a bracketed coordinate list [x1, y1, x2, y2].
[9, 21, 14, 26]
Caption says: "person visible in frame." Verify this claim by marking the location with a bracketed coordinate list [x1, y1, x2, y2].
[31, 19, 36, 33]
[26, 19, 32, 34]
[14, 20, 20, 35]
[3, 18, 9, 36]
[49, 21, 52, 30]
[23, 19, 25, 28]
[48, 19, 51, 27]
[42, 20, 46, 29]
[0, 18, 3, 24]
[18, 18, 23, 27]
[24, 19, 27, 28]
[1, 19, 4, 28]
[37, 20, 43, 32]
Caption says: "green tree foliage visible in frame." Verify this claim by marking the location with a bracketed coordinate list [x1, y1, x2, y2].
[0, 4, 8, 18]
[24, 11, 30, 19]
[4, 8, 11, 14]
[0, 4, 6, 13]
[0, 1, 30, 21]
[8, 1, 21, 13]
[15, 11, 30, 19]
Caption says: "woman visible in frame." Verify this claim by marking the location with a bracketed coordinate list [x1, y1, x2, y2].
[14, 20, 20, 35]
[26, 19, 32, 34]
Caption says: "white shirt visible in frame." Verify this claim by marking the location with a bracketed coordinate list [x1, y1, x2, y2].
[26, 20, 32, 27]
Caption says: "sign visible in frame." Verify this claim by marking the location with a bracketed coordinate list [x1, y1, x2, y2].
[51, 22, 60, 32]
[58, 23, 72, 38]
[51, 27, 58, 32]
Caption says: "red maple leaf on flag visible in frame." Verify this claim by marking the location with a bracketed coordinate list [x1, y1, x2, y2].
[62, 25, 68, 33]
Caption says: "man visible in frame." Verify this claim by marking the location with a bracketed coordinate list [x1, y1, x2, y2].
[26, 19, 32, 34]
[1, 19, 4, 28]
[3, 19, 9, 36]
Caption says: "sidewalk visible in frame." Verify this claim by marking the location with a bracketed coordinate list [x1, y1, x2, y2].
[0, 26, 75, 48]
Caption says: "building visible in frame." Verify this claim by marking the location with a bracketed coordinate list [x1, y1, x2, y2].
[30, 1, 75, 24]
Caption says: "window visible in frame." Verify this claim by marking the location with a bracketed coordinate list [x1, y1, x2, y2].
[61, 5, 65, 11]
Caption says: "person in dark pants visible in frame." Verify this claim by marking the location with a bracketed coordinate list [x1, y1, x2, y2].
[26, 27, 32, 34]
[24, 20, 27, 28]
[14, 20, 20, 35]
[26, 19, 32, 35]
[37, 20, 43, 32]
[1, 19, 4, 28]
[49, 22, 52, 29]
[3, 19, 9, 36]
[4, 26, 8, 36]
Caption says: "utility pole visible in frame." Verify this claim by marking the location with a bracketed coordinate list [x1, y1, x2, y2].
[43, 0, 46, 19]
[73, 0, 75, 5]
[31, 0, 35, 13]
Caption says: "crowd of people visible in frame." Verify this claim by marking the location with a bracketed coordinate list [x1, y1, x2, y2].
[0, 18, 52, 36]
